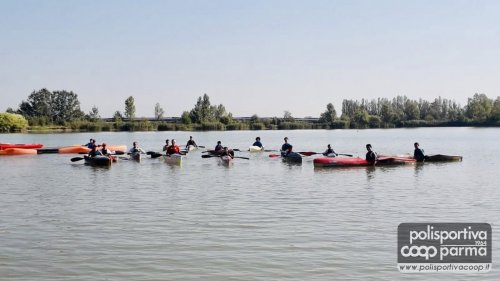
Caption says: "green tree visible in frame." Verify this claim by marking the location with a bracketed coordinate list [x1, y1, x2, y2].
[283, 110, 294, 121]
[124, 96, 136, 120]
[51, 90, 84, 124]
[0, 112, 29, 132]
[319, 103, 337, 124]
[190, 93, 215, 123]
[490, 97, 500, 121]
[465, 93, 493, 120]
[88, 105, 100, 121]
[404, 100, 420, 120]
[154, 102, 164, 120]
[17, 89, 83, 124]
[181, 111, 192, 124]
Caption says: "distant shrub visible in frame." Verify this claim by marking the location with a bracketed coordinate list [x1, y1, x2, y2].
[250, 122, 266, 130]
[0, 112, 29, 132]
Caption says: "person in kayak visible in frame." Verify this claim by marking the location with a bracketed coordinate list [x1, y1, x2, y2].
[88, 146, 102, 157]
[365, 144, 377, 164]
[281, 137, 292, 155]
[100, 143, 113, 156]
[219, 147, 234, 159]
[186, 136, 198, 149]
[85, 139, 96, 149]
[129, 141, 146, 154]
[166, 139, 181, 155]
[162, 139, 170, 152]
[252, 137, 263, 148]
[413, 142, 425, 162]
[214, 141, 223, 153]
[323, 144, 337, 156]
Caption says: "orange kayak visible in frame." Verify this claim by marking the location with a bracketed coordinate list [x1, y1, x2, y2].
[0, 148, 38, 155]
[0, 143, 43, 150]
[58, 145, 127, 154]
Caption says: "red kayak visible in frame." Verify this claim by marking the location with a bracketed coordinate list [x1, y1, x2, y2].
[0, 143, 44, 150]
[314, 156, 416, 167]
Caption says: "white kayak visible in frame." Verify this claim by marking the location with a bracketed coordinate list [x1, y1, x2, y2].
[219, 155, 233, 165]
[187, 145, 198, 152]
[249, 146, 264, 152]
[163, 154, 183, 165]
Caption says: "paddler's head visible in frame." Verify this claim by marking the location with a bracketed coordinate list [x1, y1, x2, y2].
[284, 137, 288, 143]
[366, 144, 372, 151]
[414, 142, 419, 148]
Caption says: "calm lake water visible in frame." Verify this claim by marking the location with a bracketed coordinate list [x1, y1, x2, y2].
[0, 128, 499, 280]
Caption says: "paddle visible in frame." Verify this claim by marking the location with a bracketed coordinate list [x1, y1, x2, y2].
[269, 154, 281, 158]
[201, 154, 249, 160]
[71, 157, 85, 162]
[298, 151, 353, 157]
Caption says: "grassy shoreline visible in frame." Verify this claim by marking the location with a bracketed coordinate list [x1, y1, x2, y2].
[11, 119, 499, 133]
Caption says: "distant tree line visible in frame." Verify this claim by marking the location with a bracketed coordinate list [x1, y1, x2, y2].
[3, 88, 499, 132]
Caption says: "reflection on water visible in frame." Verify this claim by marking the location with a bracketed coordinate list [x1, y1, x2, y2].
[0, 128, 499, 280]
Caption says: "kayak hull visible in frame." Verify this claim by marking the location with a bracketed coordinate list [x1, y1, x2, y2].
[249, 146, 264, 152]
[0, 143, 43, 150]
[84, 155, 112, 166]
[130, 152, 141, 162]
[425, 154, 463, 162]
[0, 148, 38, 155]
[376, 156, 416, 165]
[281, 152, 302, 163]
[314, 157, 369, 167]
[163, 154, 183, 165]
[220, 155, 233, 165]
[58, 145, 127, 154]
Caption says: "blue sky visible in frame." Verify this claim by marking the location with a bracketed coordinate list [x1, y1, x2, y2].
[1, 0, 499, 117]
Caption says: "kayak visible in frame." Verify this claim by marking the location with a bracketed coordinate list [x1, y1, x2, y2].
[425, 154, 463, 162]
[376, 156, 416, 165]
[130, 152, 141, 162]
[0, 148, 38, 155]
[220, 155, 233, 165]
[84, 155, 112, 166]
[249, 146, 264, 152]
[0, 143, 43, 150]
[163, 154, 183, 165]
[187, 145, 198, 152]
[314, 157, 370, 167]
[56, 145, 127, 154]
[281, 152, 302, 163]
[314, 156, 415, 167]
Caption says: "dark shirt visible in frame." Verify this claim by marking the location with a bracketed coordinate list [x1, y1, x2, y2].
[214, 144, 223, 152]
[323, 148, 336, 156]
[101, 148, 111, 155]
[414, 148, 425, 162]
[281, 143, 292, 152]
[86, 142, 96, 149]
[252, 141, 263, 148]
[187, 140, 197, 147]
[366, 151, 377, 163]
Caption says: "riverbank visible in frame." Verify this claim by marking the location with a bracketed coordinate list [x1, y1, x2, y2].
[14, 118, 499, 133]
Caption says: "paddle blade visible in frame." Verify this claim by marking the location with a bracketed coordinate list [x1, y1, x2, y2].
[114, 151, 125, 155]
[71, 157, 84, 162]
[269, 154, 280, 158]
[201, 155, 215, 158]
[236, 156, 250, 160]
[198, 146, 205, 148]
[150, 153, 163, 159]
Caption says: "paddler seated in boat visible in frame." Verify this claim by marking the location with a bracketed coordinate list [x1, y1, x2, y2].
[214, 141, 223, 153]
[129, 141, 146, 154]
[88, 146, 102, 158]
[365, 144, 377, 164]
[413, 142, 425, 162]
[323, 144, 337, 157]
[252, 137, 263, 148]
[162, 139, 170, 152]
[84, 138, 96, 149]
[100, 143, 113, 156]
[219, 147, 234, 159]
[186, 136, 198, 149]
[281, 137, 292, 156]
[166, 139, 181, 155]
